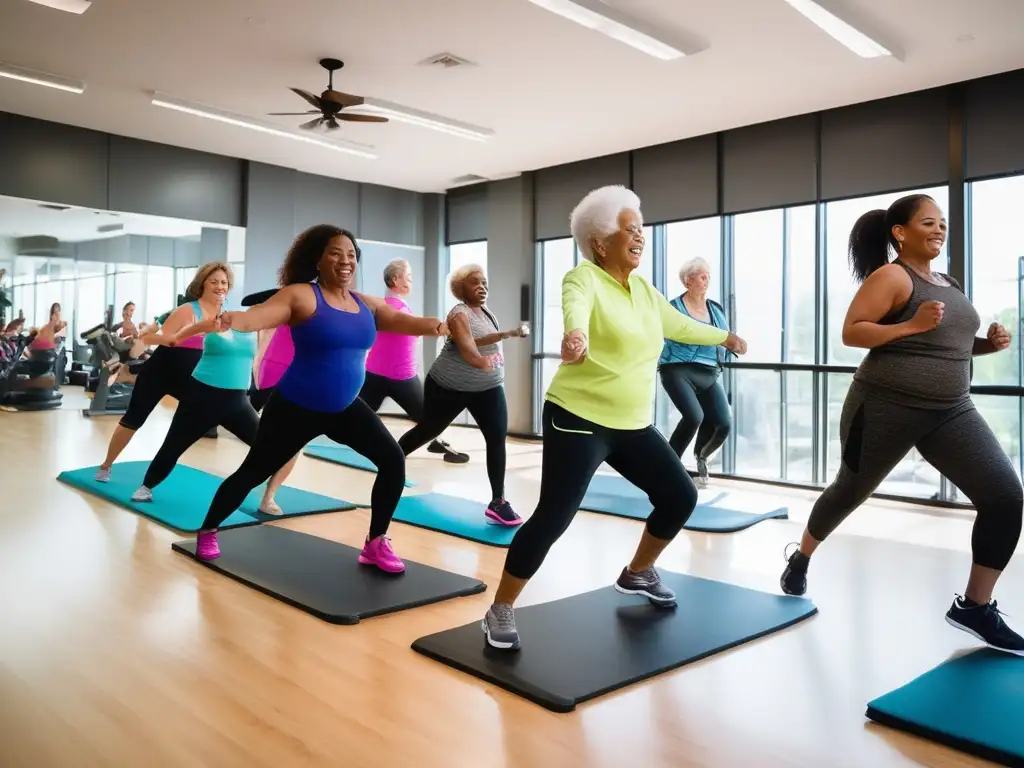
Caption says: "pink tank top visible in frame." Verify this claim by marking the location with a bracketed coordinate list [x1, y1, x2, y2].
[365, 295, 418, 380]
[257, 325, 294, 390]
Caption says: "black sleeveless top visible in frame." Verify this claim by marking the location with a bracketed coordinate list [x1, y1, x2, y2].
[853, 260, 980, 409]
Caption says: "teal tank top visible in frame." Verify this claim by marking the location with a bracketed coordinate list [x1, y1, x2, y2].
[191, 328, 257, 390]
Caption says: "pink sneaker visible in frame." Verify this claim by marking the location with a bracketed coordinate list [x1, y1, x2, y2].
[358, 535, 406, 573]
[196, 530, 221, 561]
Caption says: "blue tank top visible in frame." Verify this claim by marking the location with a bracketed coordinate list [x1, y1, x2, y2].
[192, 328, 257, 390]
[277, 284, 377, 412]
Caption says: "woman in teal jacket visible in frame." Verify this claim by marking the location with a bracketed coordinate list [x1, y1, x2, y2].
[658, 257, 733, 488]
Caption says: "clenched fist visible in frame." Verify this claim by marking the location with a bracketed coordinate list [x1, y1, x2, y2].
[911, 300, 944, 332]
[561, 329, 587, 363]
[987, 322, 1012, 351]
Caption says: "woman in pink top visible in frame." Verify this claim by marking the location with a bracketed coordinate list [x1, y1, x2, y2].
[360, 259, 469, 464]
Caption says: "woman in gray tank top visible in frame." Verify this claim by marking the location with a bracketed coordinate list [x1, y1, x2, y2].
[780, 193, 1024, 657]
[397, 263, 529, 525]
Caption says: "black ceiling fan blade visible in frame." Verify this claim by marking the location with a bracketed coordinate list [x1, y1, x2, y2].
[267, 111, 320, 116]
[290, 88, 323, 110]
[321, 90, 364, 107]
[338, 113, 389, 123]
[298, 117, 324, 131]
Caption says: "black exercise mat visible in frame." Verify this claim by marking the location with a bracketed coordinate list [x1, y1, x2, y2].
[172, 525, 486, 624]
[412, 571, 817, 712]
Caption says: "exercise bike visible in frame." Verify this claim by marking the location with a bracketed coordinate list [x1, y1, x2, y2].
[80, 322, 147, 418]
[0, 331, 66, 411]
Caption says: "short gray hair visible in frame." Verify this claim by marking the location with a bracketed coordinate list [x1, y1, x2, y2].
[569, 185, 642, 262]
[383, 258, 410, 288]
[679, 257, 711, 285]
[449, 263, 485, 302]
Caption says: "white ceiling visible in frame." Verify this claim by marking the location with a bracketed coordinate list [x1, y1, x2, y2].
[1, 0, 1023, 194]
[0, 194, 211, 241]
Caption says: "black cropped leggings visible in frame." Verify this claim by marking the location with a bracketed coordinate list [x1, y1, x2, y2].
[398, 376, 507, 500]
[809, 383, 1023, 571]
[503, 401, 698, 580]
[200, 393, 405, 536]
[359, 372, 427, 421]
[143, 379, 259, 489]
[119, 346, 202, 430]
[659, 363, 731, 460]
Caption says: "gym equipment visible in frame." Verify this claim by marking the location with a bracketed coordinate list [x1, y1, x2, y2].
[412, 572, 817, 713]
[57, 461, 356, 533]
[581, 473, 788, 532]
[172, 525, 487, 624]
[866, 649, 1024, 767]
[304, 439, 415, 487]
[0, 332, 65, 411]
[79, 322, 145, 417]
[393, 493, 518, 547]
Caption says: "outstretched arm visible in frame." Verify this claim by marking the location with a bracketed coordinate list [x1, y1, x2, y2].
[448, 311, 499, 370]
[655, 291, 735, 349]
[357, 293, 446, 337]
[139, 303, 195, 347]
[220, 288, 296, 333]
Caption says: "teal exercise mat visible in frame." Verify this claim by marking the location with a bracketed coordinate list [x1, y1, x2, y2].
[412, 571, 817, 713]
[57, 461, 357, 533]
[866, 649, 1024, 767]
[393, 493, 519, 547]
[303, 439, 415, 487]
[580, 473, 788, 532]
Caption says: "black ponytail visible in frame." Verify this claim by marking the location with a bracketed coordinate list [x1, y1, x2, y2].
[847, 194, 933, 283]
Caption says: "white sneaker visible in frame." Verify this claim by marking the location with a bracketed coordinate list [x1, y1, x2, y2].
[94, 467, 111, 483]
[131, 486, 153, 502]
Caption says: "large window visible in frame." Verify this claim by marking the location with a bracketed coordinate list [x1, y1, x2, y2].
[825, 187, 949, 364]
[539, 238, 575, 354]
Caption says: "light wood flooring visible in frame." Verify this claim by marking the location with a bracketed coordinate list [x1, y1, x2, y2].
[0, 387, 1013, 768]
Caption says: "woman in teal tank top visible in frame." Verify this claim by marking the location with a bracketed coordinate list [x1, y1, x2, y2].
[130, 268, 298, 514]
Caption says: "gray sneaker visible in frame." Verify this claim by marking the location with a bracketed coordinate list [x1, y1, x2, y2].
[94, 467, 111, 483]
[695, 456, 709, 489]
[615, 567, 677, 606]
[481, 603, 521, 650]
[131, 486, 153, 502]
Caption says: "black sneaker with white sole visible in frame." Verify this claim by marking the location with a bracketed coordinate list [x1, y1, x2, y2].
[780, 543, 809, 596]
[945, 595, 1024, 656]
[695, 456, 709, 488]
[614, 566, 677, 606]
[428, 439, 469, 464]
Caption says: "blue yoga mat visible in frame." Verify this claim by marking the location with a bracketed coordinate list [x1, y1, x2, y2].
[303, 440, 415, 487]
[393, 493, 519, 547]
[58, 462, 357, 533]
[866, 649, 1024, 767]
[580, 473, 788, 532]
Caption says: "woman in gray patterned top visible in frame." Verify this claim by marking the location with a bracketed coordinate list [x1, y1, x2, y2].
[398, 263, 529, 525]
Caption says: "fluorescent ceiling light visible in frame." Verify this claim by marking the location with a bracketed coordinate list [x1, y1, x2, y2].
[781, 0, 893, 58]
[24, 0, 92, 13]
[150, 93, 377, 160]
[524, 0, 688, 60]
[354, 98, 494, 142]
[0, 62, 85, 93]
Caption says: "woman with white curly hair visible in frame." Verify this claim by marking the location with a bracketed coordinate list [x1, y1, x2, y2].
[658, 256, 733, 487]
[358, 258, 469, 464]
[481, 185, 747, 651]
[397, 263, 530, 525]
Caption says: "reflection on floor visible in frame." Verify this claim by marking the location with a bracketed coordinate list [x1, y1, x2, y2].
[0, 390, 1007, 768]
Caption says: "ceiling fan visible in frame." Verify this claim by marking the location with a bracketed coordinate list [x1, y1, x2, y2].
[268, 58, 387, 132]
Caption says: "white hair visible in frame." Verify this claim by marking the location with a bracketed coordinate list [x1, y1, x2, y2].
[449, 263, 486, 301]
[678, 257, 711, 285]
[382, 258, 410, 288]
[569, 185, 642, 262]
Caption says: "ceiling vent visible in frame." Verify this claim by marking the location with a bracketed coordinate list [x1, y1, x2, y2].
[38, 203, 71, 212]
[421, 53, 474, 69]
[451, 174, 489, 186]
[97, 223, 124, 234]
[24, 0, 92, 13]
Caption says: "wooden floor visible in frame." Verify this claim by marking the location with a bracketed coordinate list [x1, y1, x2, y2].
[0, 388, 1012, 768]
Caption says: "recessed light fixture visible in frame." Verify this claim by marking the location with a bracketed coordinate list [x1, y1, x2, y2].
[352, 98, 494, 142]
[523, 0, 692, 60]
[0, 61, 85, 93]
[150, 93, 377, 159]
[780, 0, 894, 58]
[24, 0, 91, 13]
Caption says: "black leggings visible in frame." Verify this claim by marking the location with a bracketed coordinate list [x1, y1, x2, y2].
[248, 383, 273, 413]
[359, 372, 426, 420]
[659, 363, 731, 460]
[398, 376, 508, 500]
[119, 346, 202, 430]
[200, 393, 405, 535]
[143, 379, 259, 489]
[809, 382, 1023, 570]
[504, 401, 698, 580]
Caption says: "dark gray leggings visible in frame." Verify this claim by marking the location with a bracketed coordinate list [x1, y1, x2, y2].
[809, 382, 1023, 571]
[659, 363, 731, 459]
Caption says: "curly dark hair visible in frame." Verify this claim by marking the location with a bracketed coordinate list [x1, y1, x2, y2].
[277, 225, 360, 286]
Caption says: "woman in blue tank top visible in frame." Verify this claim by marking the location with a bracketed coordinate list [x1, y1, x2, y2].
[193, 225, 449, 572]
[127, 263, 298, 514]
